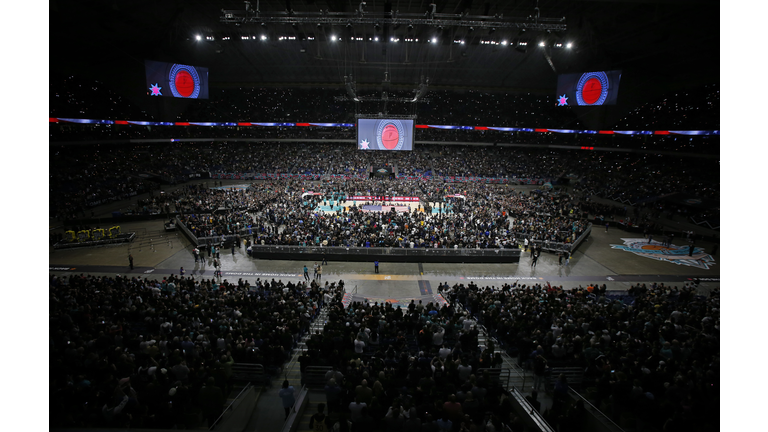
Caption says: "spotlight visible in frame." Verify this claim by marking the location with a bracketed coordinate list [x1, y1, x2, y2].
[539, 41, 546, 47]
[566, 42, 573, 48]
[374, 36, 379, 41]
[501, 40, 508, 45]
[261, 35, 267, 40]
[195, 34, 202, 41]
[431, 38, 437, 44]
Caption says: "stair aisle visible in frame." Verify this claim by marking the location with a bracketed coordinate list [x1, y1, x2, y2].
[246, 304, 330, 431]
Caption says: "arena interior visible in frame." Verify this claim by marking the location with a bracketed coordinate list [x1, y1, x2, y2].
[39, 1, 731, 432]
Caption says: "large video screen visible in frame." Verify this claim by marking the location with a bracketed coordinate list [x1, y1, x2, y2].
[145, 60, 209, 99]
[556, 70, 622, 106]
[357, 119, 414, 151]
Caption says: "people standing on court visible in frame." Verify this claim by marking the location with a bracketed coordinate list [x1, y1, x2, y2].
[304, 265, 310, 281]
[128, 254, 134, 270]
[374, 260, 379, 273]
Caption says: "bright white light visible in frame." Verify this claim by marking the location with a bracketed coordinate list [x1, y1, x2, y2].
[460, 40, 465, 44]
[539, 41, 546, 47]
[331, 35, 337, 41]
[374, 36, 379, 41]
[261, 35, 267, 40]
[501, 40, 508, 45]
[431, 38, 437, 44]
[566, 42, 573, 48]
[242, 36, 249, 40]
[195, 35, 202, 41]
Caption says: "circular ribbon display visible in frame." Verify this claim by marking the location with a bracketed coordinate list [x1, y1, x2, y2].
[576, 71, 609, 106]
[376, 120, 406, 150]
[169, 64, 201, 98]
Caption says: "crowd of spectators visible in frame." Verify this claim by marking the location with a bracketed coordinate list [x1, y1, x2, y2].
[49, 75, 718, 155]
[443, 280, 719, 432]
[298, 288, 527, 432]
[49, 271, 334, 429]
[170, 177, 590, 250]
[50, 75, 584, 128]
[614, 84, 720, 130]
[49, 139, 719, 245]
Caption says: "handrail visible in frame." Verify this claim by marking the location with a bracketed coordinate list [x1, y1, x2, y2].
[208, 382, 252, 431]
[509, 386, 556, 432]
[568, 388, 626, 432]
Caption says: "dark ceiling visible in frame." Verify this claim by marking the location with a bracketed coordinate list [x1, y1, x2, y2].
[50, 0, 719, 104]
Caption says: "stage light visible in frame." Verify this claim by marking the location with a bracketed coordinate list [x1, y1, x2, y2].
[261, 35, 267, 40]
[539, 41, 546, 47]
[331, 35, 337, 41]
[195, 34, 202, 41]
[501, 40, 508, 45]
[566, 42, 573, 48]
[431, 38, 437, 44]
[374, 36, 379, 41]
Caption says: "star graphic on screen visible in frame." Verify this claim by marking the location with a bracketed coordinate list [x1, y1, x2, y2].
[359, 139, 370, 149]
[557, 94, 569, 106]
[149, 83, 162, 96]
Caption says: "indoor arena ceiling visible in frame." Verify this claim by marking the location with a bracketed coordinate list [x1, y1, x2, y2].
[50, 0, 719, 96]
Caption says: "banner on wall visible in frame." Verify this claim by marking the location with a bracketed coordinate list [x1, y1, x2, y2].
[347, 196, 420, 202]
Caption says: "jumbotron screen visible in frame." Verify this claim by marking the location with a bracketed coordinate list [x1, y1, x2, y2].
[357, 119, 414, 151]
[555, 70, 622, 106]
[145, 60, 209, 99]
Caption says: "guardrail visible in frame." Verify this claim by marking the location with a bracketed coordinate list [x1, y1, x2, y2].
[231, 363, 269, 386]
[247, 244, 521, 257]
[508, 387, 556, 432]
[568, 388, 627, 432]
[302, 366, 332, 389]
[524, 223, 592, 254]
[208, 383, 258, 432]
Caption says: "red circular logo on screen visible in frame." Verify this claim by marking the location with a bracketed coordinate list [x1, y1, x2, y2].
[168, 64, 201, 98]
[375, 120, 406, 150]
[580, 78, 602, 105]
[174, 70, 195, 97]
[575, 72, 610, 106]
[381, 124, 400, 149]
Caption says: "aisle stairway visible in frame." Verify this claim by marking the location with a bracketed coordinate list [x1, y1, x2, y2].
[247, 301, 332, 432]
